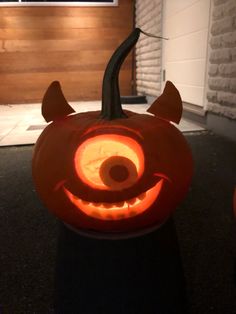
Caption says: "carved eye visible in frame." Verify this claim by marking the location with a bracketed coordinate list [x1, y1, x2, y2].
[74, 134, 144, 190]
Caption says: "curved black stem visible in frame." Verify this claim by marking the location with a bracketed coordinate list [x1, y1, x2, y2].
[101, 28, 141, 120]
[101, 28, 168, 120]
[139, 29, 169, 40]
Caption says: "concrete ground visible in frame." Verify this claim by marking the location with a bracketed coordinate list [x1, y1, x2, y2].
[0, 102, 236, 314]
[0, 131, 236, 313]
[0, 102, 204, 146]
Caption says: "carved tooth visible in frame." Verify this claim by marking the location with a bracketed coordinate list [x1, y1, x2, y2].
[115, 201, 125, 208]
[127, 197, 136, 205]
[95, 203, 103, 207]
[138, 192, 146, 200]
[103, 203, 113, 209]
[91, 202, 103, 207]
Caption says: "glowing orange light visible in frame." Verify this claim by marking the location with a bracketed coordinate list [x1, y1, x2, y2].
[74, 134, 144, 190]
[64, 179, 163, 220]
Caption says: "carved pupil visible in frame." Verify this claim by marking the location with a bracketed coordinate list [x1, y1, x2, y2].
[109, 165, 129, 182]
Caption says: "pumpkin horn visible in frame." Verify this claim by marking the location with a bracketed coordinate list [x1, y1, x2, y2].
[101, 28, 141, 120]
[147, 81, 183, 124]
[42, 81, 75, 122]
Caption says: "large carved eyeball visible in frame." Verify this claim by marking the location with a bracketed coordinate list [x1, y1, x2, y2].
[74, 134, 144, 190]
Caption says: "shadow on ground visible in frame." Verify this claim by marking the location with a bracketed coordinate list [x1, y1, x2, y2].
[0, 132, 236, 313]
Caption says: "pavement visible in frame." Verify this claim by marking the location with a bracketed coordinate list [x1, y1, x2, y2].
[0, 105, 236, 313]
[0, 102, 205, 146]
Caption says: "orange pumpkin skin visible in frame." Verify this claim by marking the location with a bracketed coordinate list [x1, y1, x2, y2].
[32, 29, 193, 237]
[32, 109, 193, 236]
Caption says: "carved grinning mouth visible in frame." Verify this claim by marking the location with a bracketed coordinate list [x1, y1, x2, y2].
[64, 179, 164, 221]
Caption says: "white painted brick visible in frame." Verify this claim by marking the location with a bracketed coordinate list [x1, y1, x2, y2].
[136, 2, 155, 24]
[211, 17, 235, 36]
[223, 32, 236, 48]
[137, 81, 160, 95]
[136, 8, 155, 25]
[138, 36, 162, 48]
[135, 0, 162, 97]
[136, 0, 154, 13]
[138, 38, 162, 49]
[137, 85, 160, 97]
[217, 91, 236, 105]
[213, 4, 224, 20]
[223, 0, 236, 17]
[209, 64, 219, 76]
[136, 43, 161, 55]
[210, 35, 223, 49]
[207, 102, 236, 119]
[136, 66, 161, 74]
[136, 50, 161, 61]
[229, 78, 236, 92]
[232, 48, 236, 61]
[136, 58, 161, 67]
[144, 88, 160, 97]
[207, 0, 236, 119]
[210, 48, 232, 63]
[207, 91, 218, 102]
[219, 63, 236, 77]
[138, 11, 162, 26]
[139, 25, 162, 38]
[136, 73, 161, 82]
[135, 0, 150, 11]
[212, 0, 236, 20]
[214, 0, 227, 6]
[138, 19, 162, 35]
[136, 80, 160, 90]
[209, 77, 231, 91]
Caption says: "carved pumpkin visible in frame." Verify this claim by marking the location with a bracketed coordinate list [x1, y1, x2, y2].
[32, 28, 193, 237]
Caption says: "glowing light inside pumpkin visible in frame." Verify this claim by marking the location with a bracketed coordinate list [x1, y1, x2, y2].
[64, 179, 163, 220]
[74, 134, 144, 190]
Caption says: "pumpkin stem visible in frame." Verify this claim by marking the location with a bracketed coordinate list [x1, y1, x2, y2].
[101, 28, 168, 120]
[101, 28, 141, 120]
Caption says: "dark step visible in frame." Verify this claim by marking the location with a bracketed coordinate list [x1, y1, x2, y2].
[121, 95, 147, 104]
[54, 219, 187, 314]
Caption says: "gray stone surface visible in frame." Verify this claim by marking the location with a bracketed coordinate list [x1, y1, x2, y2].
[207, 0, 236, 119]
[135, 0, 162, 97]
[0, 133, 236, 313]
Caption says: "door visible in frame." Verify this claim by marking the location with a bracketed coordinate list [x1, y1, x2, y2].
[161, 0, 211, 108]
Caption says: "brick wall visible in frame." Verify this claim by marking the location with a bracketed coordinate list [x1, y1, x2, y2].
[207, 0, 236, 119]
[135, 0, 162, 98]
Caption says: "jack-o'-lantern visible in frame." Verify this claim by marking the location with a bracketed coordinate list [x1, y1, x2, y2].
[32, 28, 193, 238]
